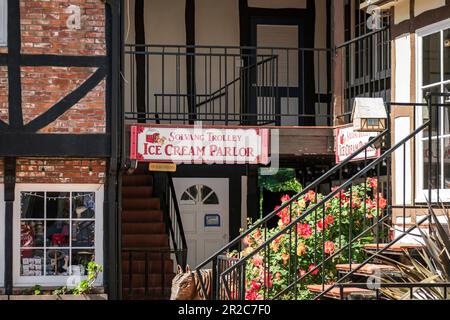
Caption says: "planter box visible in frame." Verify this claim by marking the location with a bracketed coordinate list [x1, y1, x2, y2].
[9, 294, 108, 301]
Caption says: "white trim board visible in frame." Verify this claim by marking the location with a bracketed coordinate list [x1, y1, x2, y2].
[12, 184, 104, 287]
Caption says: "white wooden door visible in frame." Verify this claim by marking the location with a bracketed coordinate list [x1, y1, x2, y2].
[173, 178, 229, 268]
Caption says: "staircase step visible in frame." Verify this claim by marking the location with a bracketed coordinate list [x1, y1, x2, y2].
[122, 259, 174, 273]
[122, 234, 169, 248]
[364, 243, 424, 253]
[122, 222, 166, 235]
[122, 210, 164, 223]
[122, 287, 171, 300]
[122, 273, 174, 288]
[122, 174, 153, 186]
[122, 186, 154, 198]
[336, 263, 399, 276]
[307, 284, 376, 300]
[121, 251, 172, 261]
[123, 198, 161, 210]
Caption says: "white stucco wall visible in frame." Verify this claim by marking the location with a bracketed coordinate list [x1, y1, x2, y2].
[394, 34, 411, 102]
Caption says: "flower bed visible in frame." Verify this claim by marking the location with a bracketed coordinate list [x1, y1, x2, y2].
[238, 178, 387, 300]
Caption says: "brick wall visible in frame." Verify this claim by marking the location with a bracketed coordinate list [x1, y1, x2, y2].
[15, 158, 107, 184]
[20, 0, 106, 56]
[21, 66, 106, 133]
[0, 0, 108, 134]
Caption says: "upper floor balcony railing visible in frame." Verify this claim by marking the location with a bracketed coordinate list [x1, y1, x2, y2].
[124, 44, 332, 126]
[335, 26, 391, 124]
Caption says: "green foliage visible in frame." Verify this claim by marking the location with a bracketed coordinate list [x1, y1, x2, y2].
[52, 262, 103, 296]
[23, 285, 42, 296]
[237, 179, 387, 300]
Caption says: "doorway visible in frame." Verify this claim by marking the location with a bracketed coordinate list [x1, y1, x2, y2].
[173, 178, 229, 268]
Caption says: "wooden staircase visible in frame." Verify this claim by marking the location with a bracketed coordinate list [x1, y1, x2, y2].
[307, 243, 424, 300]
[121, 171, 175, 300]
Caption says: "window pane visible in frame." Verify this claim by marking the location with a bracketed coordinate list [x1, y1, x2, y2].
[21, 249, 44, 277]
[422, 86, 441, 138]
[21, 192, 44, 219]
[423, 32, 441, 86]
[423, 140, 440, 189]
[200, 185, 213, 201]
[72, 221, 95, 247]
[203, 193, 219, 205]
[72, 192, 95, 219]
[71, 250, 95, 276]
[46, 221, 70, 247]
[444, 29, 450, 81]
[46, 193, 70, 219]
[21, 221, 44, 247]
[46, 249, 70, 276]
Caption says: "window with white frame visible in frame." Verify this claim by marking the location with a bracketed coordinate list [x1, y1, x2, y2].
[13, 185, 103, 286]
[416, 19, 450, 201]
[0, 0, 7, 46]
[0, 184, 4, 287]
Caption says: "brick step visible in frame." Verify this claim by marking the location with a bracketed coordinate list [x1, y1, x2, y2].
[122, 273, 174, 288]
[122, 234, 169, 248]
[122, 174, 153, 187]
[364, 243, 424, 253]
[122, 287, 171, 300]
[121, 251, 172, 261]
[122, 198, 161, 210]
[336, 263, 400, 276]
[122, 186, 154, 198]
[122, 259, 174, 274]
[307, 284, 376, 300]
[122, 222, 166, 235]
[122, 210, 164, 223]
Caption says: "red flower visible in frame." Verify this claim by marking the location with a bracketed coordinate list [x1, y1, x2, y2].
[297, 223, 312, 239]
[281, 194, 291, 203]
[245, 290, 261, 300]
[252, 255, 263, 267]
[317, 220, 324, 232]
[324, 241, 335, 254]
[251, 280, 261, 291]
[304, 190, 316, 202]
[308, 264, 319, 275]
[375, 194, 387, 209]
[325, 214, 334, 226]
[367, 178, 378, 189]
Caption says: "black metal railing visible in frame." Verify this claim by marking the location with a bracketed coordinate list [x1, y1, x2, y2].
[124, 44, 332, 126]
[154, 172, 188, 268]
[335, 27, 391, 124]
[196, 96, 449, 300]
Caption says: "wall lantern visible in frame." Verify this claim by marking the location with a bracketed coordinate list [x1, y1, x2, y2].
[352, 97, 388, 132]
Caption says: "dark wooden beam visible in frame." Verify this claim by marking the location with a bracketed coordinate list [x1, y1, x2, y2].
[135, 0, 146, 123]
[7, 0, 23, 129]
[186, 0, 197, 124]
[4, 157, 16, 295]
[0, 134, 111, 157]
[21, 54, 108, 68]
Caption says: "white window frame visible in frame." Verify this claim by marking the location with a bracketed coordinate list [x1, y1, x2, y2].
[13, 184, 104, 287]
[0, 184, 4, 287]
[0, 0, 7, 47]
[415, 19, 450, 202]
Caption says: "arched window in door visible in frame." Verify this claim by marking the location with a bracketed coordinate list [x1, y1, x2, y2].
[180, 184, 219, 205]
